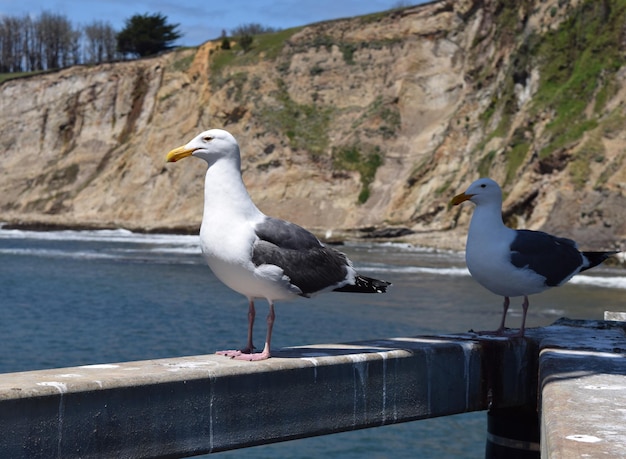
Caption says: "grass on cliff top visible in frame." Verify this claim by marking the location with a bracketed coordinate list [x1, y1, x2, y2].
[210, 27, 302, 73]
[0, 70, 47, 84]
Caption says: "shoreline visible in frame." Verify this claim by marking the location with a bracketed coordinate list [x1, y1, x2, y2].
[0, 219, 467, 251]
[2, 220, 624, 266]
[0, 220, 200, 236]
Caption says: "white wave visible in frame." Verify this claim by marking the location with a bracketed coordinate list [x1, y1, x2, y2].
[0, 227, 198, 247]
[2, 226, 623, 289]
[111, 246, 202, 255]
[346, 240, 462, 256]
[146, 246, 202, 255]
[358, 265, 470, 277]
[541, 308, 566, 316]
[0, 247, 118, 260]
[569, 274, 626, 290]
[0, 247, 203, 264]
[360, 264, 626, 289]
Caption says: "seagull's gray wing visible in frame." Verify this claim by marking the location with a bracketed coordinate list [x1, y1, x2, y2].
[510, 229, 583, 286]
[252, 217, 351, 296]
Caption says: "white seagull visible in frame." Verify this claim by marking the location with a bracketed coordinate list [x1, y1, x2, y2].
[450, 177, 618, 337]
[166, 129, 391, 360]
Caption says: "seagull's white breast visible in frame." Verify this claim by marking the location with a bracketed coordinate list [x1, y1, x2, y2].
[199, 217, 300, 302]
[465, 216, 547, 298]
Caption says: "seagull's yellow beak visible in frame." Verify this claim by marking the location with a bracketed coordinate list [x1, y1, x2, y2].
[448, 192, 474, 209]
[166, 145, 195, 163]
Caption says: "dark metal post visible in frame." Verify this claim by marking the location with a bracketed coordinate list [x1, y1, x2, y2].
[485, 407, 540, 459]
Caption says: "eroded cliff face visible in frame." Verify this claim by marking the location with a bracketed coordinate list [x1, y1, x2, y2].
[1, 0, 624, 250]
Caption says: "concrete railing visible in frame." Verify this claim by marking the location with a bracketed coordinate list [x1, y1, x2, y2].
[0, 318, 624, 458]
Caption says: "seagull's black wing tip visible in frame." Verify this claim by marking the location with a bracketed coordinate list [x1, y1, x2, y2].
[334, 276, 392, 294]
[581, 250, 621, 271]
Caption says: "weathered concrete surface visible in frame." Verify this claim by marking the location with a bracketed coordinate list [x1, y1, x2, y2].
[0, 319, 624, 459]
[539, 319, 626, 459]
[0, 335, 536, 459]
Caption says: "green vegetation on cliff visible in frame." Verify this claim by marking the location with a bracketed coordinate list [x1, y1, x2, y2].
[479, 0, 626, 185]
[260, 79, 332, 158]
[533, 0, 625, 158]
[332, 144, 383, 204]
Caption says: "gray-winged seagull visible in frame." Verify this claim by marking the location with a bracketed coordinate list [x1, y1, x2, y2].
[450, 177, 618, 337]
[167, 129, 391, 360]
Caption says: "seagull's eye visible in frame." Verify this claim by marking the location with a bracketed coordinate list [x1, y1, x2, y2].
[203, 136, 213, 142]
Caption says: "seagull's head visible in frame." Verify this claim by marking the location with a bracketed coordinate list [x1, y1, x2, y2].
[166, 129, 240, 166]
[449, 177, 502, 208]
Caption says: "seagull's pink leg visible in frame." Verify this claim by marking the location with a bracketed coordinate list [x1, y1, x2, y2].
[217, 299, 256, 357]
[234, 301, 275, 361]
[520, 295, 529, 336]
[243, 299, 256, 352]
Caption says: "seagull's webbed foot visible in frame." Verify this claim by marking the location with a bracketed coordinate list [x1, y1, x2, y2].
[226, 342, 271, 361]
[216, 345, 255, 358]
[217, 300, 258, 358]
[218, 301, 275, 362]
[231, 349, 271, 361]
[216, 350, 243, 357]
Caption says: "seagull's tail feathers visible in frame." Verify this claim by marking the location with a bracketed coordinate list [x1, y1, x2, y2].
[334, 275, 391, 294]
[580, 251, 620, 272]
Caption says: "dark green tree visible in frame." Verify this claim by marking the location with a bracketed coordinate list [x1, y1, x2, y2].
[230, 23, 279, 53]
[220, 29, 230, 50]
[116, 13, 181, 58]
[238, 33, 253, 52]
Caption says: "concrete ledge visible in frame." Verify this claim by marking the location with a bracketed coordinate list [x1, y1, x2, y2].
[0, 335, 537, 459]
[1, 319, 624, 458]
[539, 319, 626, 458]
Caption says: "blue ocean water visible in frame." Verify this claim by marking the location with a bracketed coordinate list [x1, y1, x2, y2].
[1, 228, 624, 458]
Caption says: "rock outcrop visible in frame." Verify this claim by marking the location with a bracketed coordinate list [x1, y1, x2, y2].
[1, 0, 624, 251]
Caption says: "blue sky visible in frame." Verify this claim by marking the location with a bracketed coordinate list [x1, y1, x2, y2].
[1, 1, 420, 47]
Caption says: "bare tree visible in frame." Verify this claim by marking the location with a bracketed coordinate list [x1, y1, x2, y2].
[0, 11, 125, 73]
[84, 21, 118, 64]
[0, 16, 25, 72]
[36, 12, 76, 70]
[68, 28, 82, 66]
[102, 23, 118, 62]
[22, 15, 34, 71]
[24, 15, 43, 71]
[230, 23, 279, 37]
[0, 18, 12, 72]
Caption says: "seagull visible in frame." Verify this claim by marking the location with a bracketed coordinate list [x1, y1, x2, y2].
[450, 177, 618, 337]
[166, 129, 391, 360]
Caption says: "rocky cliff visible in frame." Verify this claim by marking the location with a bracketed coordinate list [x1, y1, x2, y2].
[1, 0, 624, 250]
